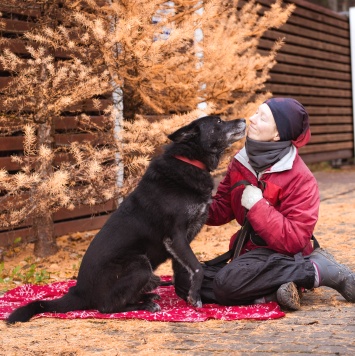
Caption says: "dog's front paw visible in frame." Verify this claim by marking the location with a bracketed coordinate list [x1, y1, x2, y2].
[195, 299, 202, 308]
[187, 295, 202, 308]
[145, 302, 161, 313]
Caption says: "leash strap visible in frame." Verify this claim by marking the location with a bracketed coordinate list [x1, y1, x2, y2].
[204, 180, 251, 266]
[231, 218, 251, 259]
[204, 217, 251, 266]
[226, 180, 251, 196]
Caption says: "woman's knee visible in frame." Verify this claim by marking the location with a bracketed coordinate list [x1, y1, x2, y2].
[212, 268, 240, 305]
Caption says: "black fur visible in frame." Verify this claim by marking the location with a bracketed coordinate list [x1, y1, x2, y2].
[6, 115, 246, 324]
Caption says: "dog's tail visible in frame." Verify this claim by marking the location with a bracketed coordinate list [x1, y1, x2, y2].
[6, 290, 85, 324]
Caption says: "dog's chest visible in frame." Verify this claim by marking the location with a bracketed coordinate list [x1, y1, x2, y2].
[187, 200, 210, 219]
[186, 199, 211, 237]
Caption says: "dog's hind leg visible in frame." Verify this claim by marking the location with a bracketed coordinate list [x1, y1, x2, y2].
[137, 273, 161, 303]
[98, 256, 161, 314]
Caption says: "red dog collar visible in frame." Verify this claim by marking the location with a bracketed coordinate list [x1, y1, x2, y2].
[173, 155, 207, 171]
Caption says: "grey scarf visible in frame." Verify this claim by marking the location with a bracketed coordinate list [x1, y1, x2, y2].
[245, 137, 292, 173]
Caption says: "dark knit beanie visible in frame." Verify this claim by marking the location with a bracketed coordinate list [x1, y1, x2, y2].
[264, 98, 309, 142]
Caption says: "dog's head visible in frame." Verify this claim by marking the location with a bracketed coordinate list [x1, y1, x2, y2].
[168, 116, 246, 170]
[169, 115, 246, 152]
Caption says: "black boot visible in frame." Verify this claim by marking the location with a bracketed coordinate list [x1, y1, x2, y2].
[309, 248, 355, 302]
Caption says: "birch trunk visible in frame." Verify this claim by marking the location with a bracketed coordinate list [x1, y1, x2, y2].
[33, 120, 58, 257]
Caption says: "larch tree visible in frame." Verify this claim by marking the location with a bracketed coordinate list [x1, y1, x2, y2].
[0, 0, 294, 257]
[0, 1, 117, 257]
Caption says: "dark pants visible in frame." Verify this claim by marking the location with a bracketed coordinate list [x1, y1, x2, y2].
[174, 248, 316, 305]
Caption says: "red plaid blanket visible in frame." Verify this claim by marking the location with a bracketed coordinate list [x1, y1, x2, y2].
[0, 276, 285, 322]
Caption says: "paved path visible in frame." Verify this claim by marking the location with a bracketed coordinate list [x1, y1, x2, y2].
[1, 169, 355, 355]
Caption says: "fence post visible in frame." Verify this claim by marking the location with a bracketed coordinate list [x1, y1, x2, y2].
[349, 7, 355, 159]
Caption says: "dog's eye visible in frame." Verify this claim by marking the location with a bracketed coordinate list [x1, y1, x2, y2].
[217, 118, 222, 123]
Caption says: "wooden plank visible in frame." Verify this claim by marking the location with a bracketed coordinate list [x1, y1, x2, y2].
[259, 39, 350, 65]
[277, 95, 353, 108]
[301, 149, 353, 164]
[0, 114, 104, 133]
[54, 116, 106, 130]
[2, 18, 34, 33]
[0, 149, 117, 171]
[0, 226, 32, 246]
[0, 97, 112, 114]
[0, 76, 12, 89]
[311, 125, 353, 134]
[284, 19, 349, 44]
[268, 73, 351, 90]
[0, 152, 96, 171]
[0, 214, 111, 247]
[54, 133, 97, 146]
[270, 63, 351, 81]
[0, 4, 41, 18]
[0, 132, 105, 152]
[299, 141, 353, 154]
[286, 14, 349, 38]
[306, 107, 352, 115]
[0, 136, 23, 151]
[309, 133, 353, 144]
[251, 1, 348, 29]
[292, 93, 352, 106]
[265, 84, 351, 98]
[310, 116, 353, 124]
[284, 0, 349, 28]
[0, 194, 115, 229]
[260, 50, 350, 72]
[53, 215, 110, 239]
[265, 26, 349, 51]
[0, 156, 19, 171]
[53, 200, 116, 221]
[66, 99, 112, 113]
[0, 39, 76, 60]
[0, 38, 27, 54]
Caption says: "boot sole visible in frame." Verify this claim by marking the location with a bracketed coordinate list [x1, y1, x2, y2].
[276, 282, 301, 310]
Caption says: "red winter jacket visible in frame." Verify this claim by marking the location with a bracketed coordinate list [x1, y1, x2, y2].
[206, 146, 320, 256]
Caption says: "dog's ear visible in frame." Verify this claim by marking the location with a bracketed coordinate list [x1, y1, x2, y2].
[168, 121, 200, 143]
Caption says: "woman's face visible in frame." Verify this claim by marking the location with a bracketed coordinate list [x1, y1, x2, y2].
[247, 103, 280, 142]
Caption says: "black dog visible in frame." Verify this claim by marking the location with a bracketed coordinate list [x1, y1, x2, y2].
[7, 115, 246, 323]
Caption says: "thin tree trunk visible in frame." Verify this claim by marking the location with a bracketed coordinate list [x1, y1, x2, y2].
[33, 211, 58, 257]
[30, 6, 60, 257]
[33, 120, 58, 257]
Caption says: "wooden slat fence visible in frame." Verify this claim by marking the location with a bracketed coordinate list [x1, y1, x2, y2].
[260, 0, 353, 163]
[0, 0, 354, 246]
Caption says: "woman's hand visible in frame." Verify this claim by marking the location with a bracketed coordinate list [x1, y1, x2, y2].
[241, 185, 263, 210]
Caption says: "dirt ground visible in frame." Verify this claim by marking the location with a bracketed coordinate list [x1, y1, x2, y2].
[1, 165, 355, 355]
